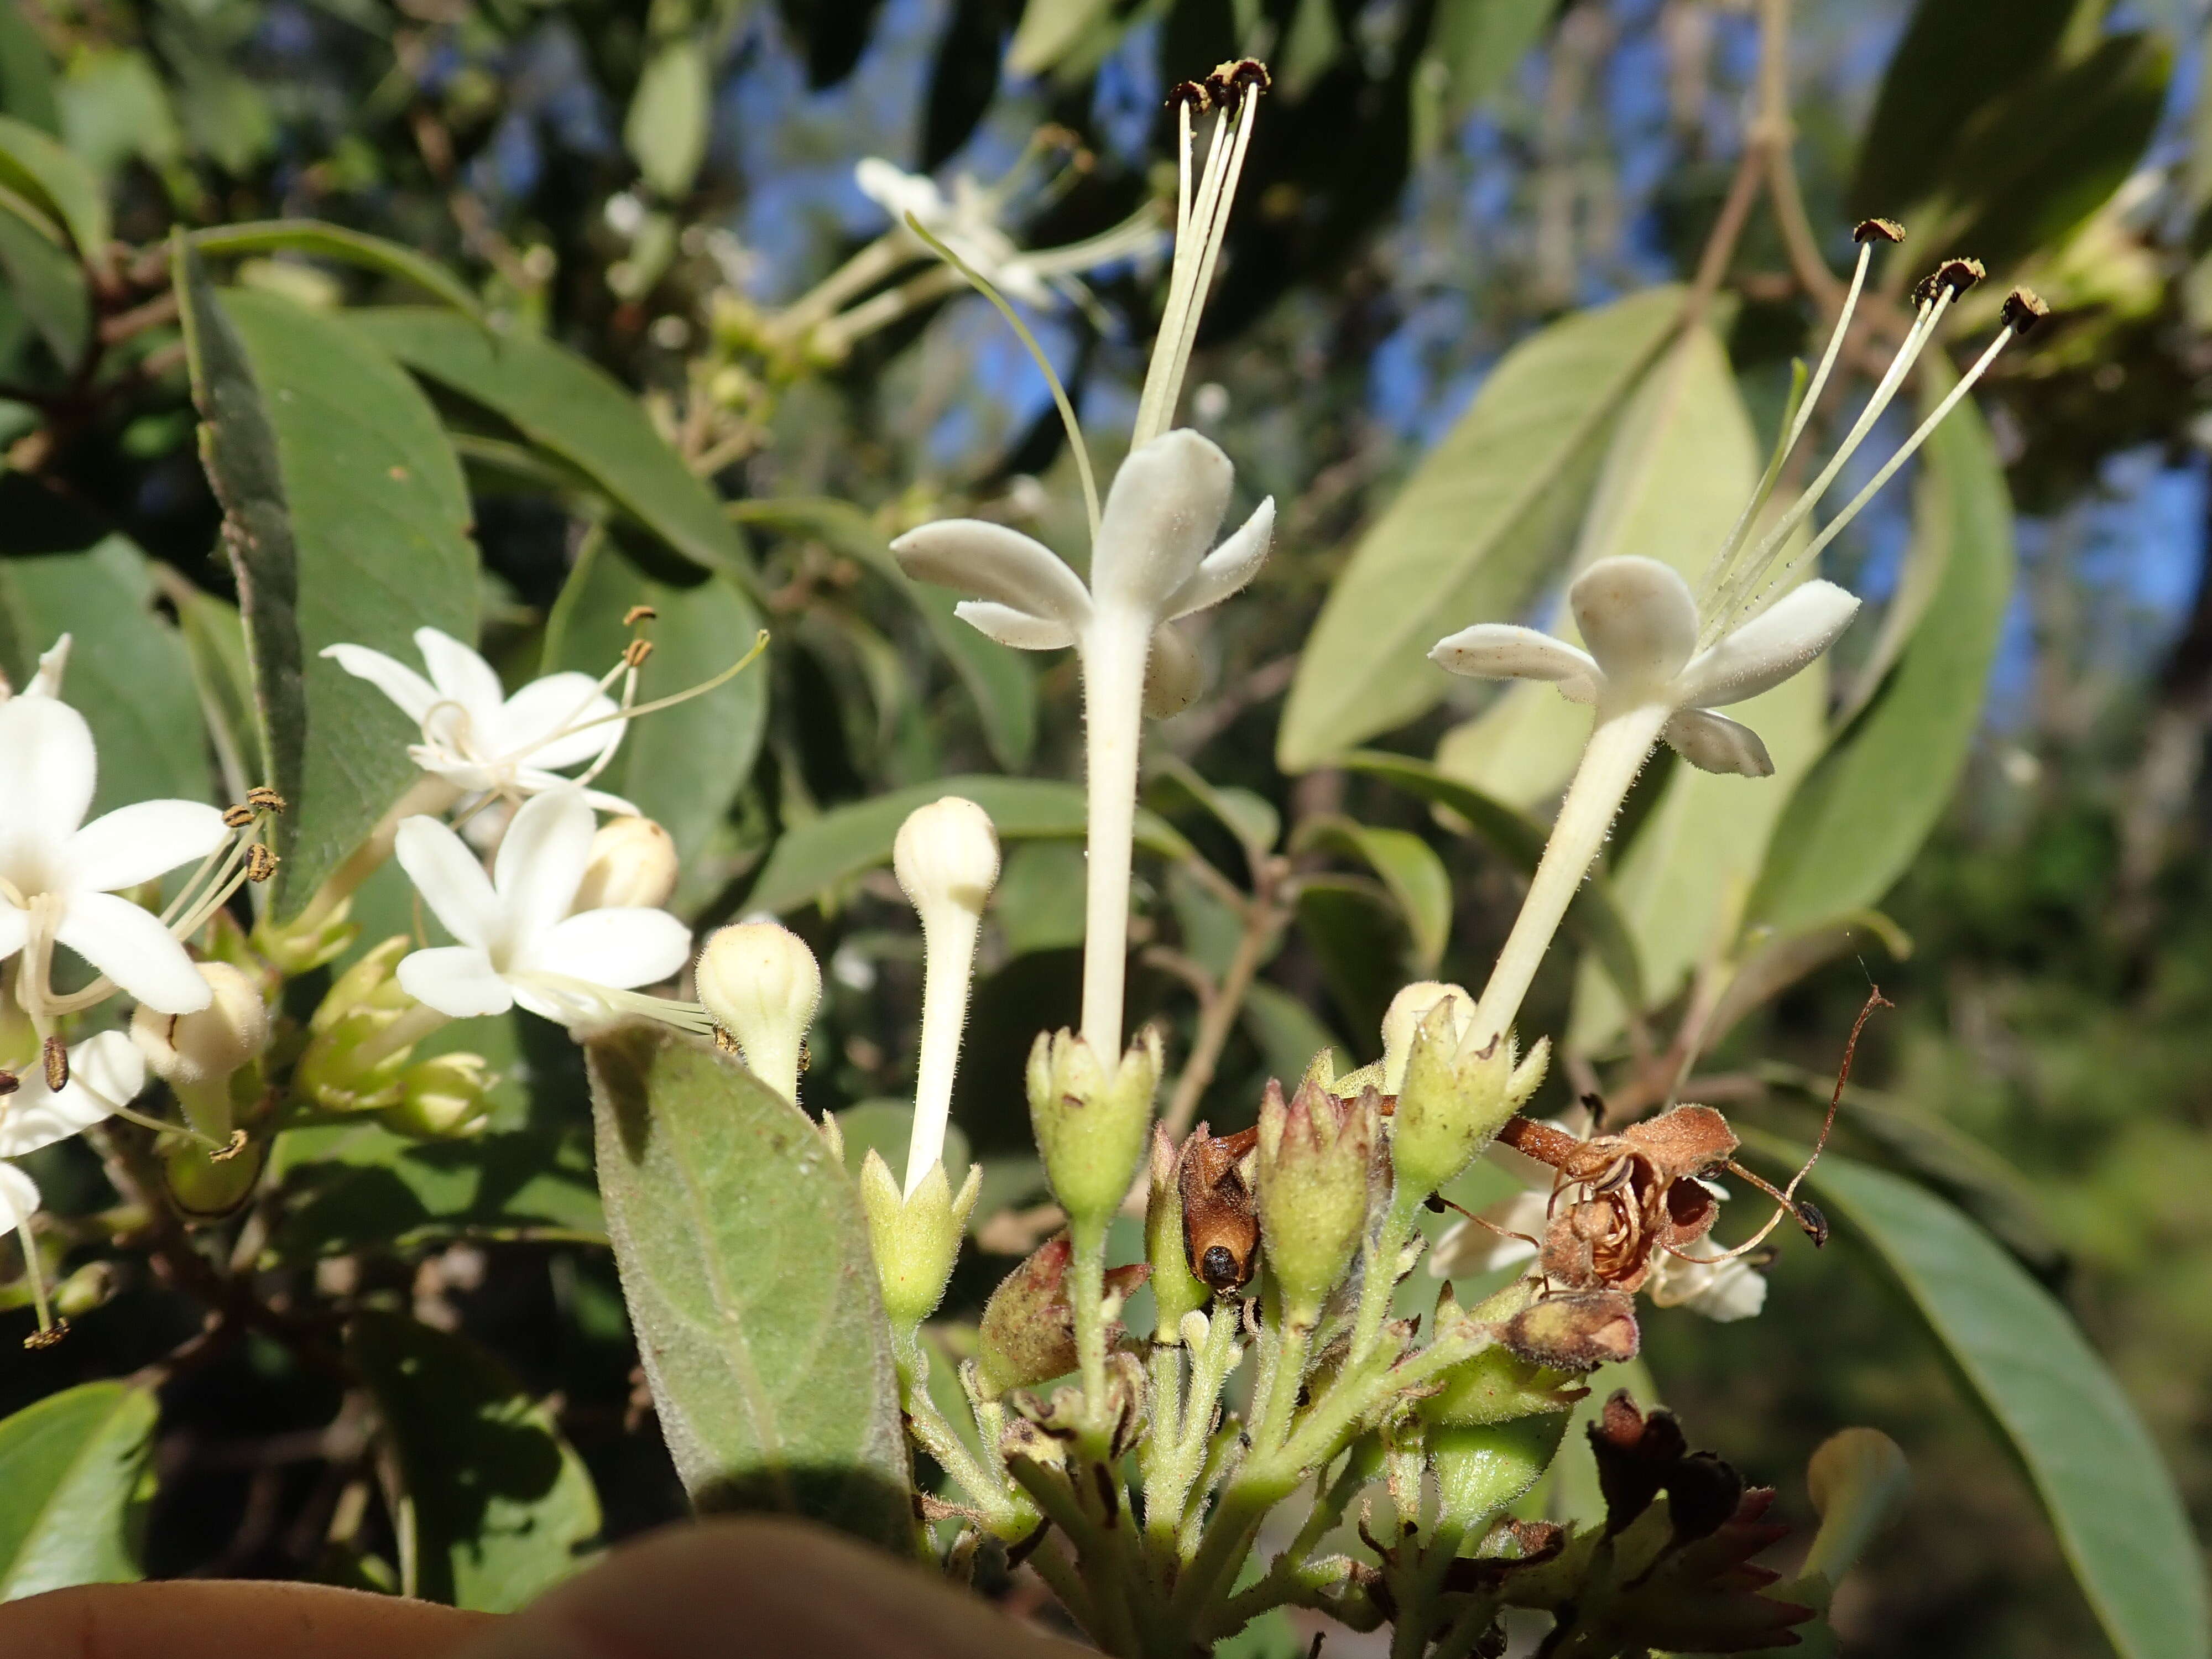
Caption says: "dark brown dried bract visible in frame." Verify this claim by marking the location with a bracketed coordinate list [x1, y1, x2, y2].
[1179, 1120, 1260, 1293]
[1853, 216, 1906, 244]
[1499, 1289, 1640, 1373]
[2002, 286, 2050, 333]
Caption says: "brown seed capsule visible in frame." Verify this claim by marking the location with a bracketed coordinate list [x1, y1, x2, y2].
[244, 844, 278, 883]
[1853, 216, 1906, 244]
[1178, 1122, 1260, 1294]
[2001, 286, 2049, 333]
[42, 1035, 66, 1092]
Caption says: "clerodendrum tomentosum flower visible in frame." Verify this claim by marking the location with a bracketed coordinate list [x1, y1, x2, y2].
[0, 1030, 144, 1164]
[0, 697, 228, 1015]
[893, 63, 1274, 1054]
[1431, 228, 2047, 1048]
[324, 628, 638, 815]
[394, 787, 693, 1027]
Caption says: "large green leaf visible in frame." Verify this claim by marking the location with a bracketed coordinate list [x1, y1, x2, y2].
[0, 1381, 156, 1600]
[1291, 816, 1452, 973]
[0, 200, 85, 366]
[544, 536, 766, 905]
[1279, 285, 1682, 769]
[0, 112, 107, 263]
[192, 221, 483, 319]
[748, 775, 1193, 915]
[348, 309, 745, 576]
[1803, 1155, 2209, 1659]
[586, 1023, 909, 1548]
[1751, 393, 2013, 934]
[351, 1311, 602, 1611]
[174, 251, 478, 919]
[731, 497, 1037, 770]
[0, 8, 60, 135]
[0, 536, 209, 811]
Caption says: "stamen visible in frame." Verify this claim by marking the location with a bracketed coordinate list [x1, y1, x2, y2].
[14, 1214, 58, 1347]
[1853, 217, 1905, 244]
[244, 844, 278, 883]
[246, 786, 287, 812]
[41, 1036, 64, 1092]
[508, 632, 773, 760]
[623, 604, 658, 627]
[222, 802, 255, 829]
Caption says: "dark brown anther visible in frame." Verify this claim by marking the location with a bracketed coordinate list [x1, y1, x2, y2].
[22, 1320, 68, 1350]
[244, 844, 278, 883]
[1178, 1119, 1261, 1293]
[1794, 1197, 1829, 1247]
[1580, 1091, 1609, 1132]
[1167, 78, 1213, 112]
[1914, 255, 1986, 305]
[211, 1130, 249, 1164]
[1222, 58, 1272, 94]
[0, 1070, 17, 1096]
[623, 604, 659, 627]
[221, 804, 255, 830]
[2002, 286, 2049, 333]
[42, 1036, 66, 1093]
[623, 638, 654, 669]
[246, 786, 286, 812]
[1853, 216, 1906, 244]
[1422, 1191, 1447, 1213]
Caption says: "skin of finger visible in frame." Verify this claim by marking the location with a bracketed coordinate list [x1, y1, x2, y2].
[0, 1577, 492, 1659]
[451, 1517, 1084, 1659]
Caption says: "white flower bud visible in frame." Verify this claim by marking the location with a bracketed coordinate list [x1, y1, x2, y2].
[132, 962, 270, 1088]
[895, 798, 999, 1196]
[892, 796, 1001, 920]
[573, 816, 680, 911]
[1379, 981, 1473, 1094]
[696, 922, 821, 1108]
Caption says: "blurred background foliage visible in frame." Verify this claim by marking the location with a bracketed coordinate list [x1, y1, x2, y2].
[1, 0, 2210, 1655]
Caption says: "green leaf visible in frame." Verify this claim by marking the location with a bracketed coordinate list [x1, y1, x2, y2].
[625, 39, 712, 200]
[351, 1310, 602, 1611]
[1279, 285, 1682, 770]
[348, 309, 746, 576]
[174, 258, 478, 919]
[0, 200, 86, 365]
[1802, 1155, 2209, 1659]
[748, 775, 1193, 915]
[1337, 749, 1643, 1009]
[1241, 979, 1348, 1086]
[192, 221, 484, 320]
[586, 1023, 910, 1548]
[0, 111, 108, 263]
[0, 536, 209, 811]
[0, 1381, 157, 1600]
[1006, 0, 1117, 75]
[994, 839, 1089, 957]
[169, 580, 264, 794]
[1292, 816, 1452, 973]
[1751, 392, 2013, 935]
[543, 536, 766, 905]
[1412, 0, 1551, 155]
[1293, 875, 1403, 1044]
[731, 497, 1037, 770]
[1146, 754, 1280, 862]
[0, 8, 60, 135]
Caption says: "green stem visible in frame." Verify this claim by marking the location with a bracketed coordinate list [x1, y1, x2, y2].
[1068, 1209, 1110, 1444]
[1349, 1187, 1421, 1366]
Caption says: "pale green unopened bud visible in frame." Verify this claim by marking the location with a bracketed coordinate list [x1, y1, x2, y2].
[858, 1149, 982, 1333]
[1255, 1075, 1376, 1319]
[164, 1133, 265, 1218]
[132, 963, 270, 1088]
[1144, 1123, 1207, 1339]
[1391, 994, 1548, 1197]
[253, 896, 358, 976]
[696, 922, 821, 1107]
[1431, 1413, 1569, 1526]
[295, 938, 420, 1111]
[574, 816, 680, 910]
[1027, 1026, 1160, 1224]
[383, 1052, 494, 1139]
[1379, 980, 1469, 1094]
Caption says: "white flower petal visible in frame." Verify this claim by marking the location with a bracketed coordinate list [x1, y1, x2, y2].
[508, 770, 640, 817]
[492, 788, 594, 947]
[0, 1162, 38, 1230]
[1143, 624, 1202, 718]
[0, 903, 30, 966]
[1679, 580, 1861, 708]
[1090, 429, 1233, 613]
[75, 1030, 147, 1109]
[1430, 623, 1601, 695]
[1651, 1253, 1767, 1321]
[413, 627, 506, 721]
[521, 907, 692, 989]
[0, 1032, 139, 1159]
[0, 693, 97, 866]
[398, 945, 517, 1018]
[394, 816, 501, 948]
[321, 644, 439, 724]
[1163, 496, 1276, 622]
[67, 800, 227, 894]
[1663, 708, 1773, 778]
[55, 891, 212, 1013]
[856, 158, 947, 225]
[1569, 556, 1699, 695]
[497, 674, 621, 770]
[954, 601, 1078, 652]
[892, 520, 1093, 630]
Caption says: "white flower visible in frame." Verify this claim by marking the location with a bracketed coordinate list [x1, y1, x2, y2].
[1432, 555, 1861, 779]
[0, 697, 228, 1014]
[1429, 1104, 1767, 1324]
[0, 1030, 144, 1161]
[322, 628, 637, 813]
[0, 1161, 37, 1233]
[394, 787, 691, 1026]
[856, 160, 1055, 308]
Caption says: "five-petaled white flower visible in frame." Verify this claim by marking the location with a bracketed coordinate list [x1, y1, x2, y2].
[1431, 555, 1861, 778]
[1428, 1101, 1767, 1323]
[394, 787, 691, 1026]
[323, 628, 637, 815]
[0, 697, 228, 1015]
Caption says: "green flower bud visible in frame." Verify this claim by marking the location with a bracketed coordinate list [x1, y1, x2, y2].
[383, 1052, 495, 1139]
[1255, 1075, 1376, 1320]
[164, 1132, 266, 1219]
[1431, 1412, 1570, 1525]
[1026, 1026, 1160, 1225]
[858, 1148, 982, 1333]
[975, 1234, 1150, 1400]
[134, 962, 272, 1143]
[1799, 1427, 1910, 1593]
[252, 895, 358, 977]
[1379, 980, 1468, 1094]
[1389, 984, 1549, 1197]
[54, 1260, 118, 1320]
[1145, 1123, 1207, 1339]
[295, 938, 418, 1112]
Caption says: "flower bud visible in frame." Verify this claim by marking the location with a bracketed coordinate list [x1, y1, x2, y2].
[1378, 981, 1469, 1094]
[1392, 999, 1548, 1198]
[695, 922, 821, 1108]
[1145, 1124, 1207, 1338]
[296, 938, 418, 1112]
[573, 816, 679, 910]
[1423, 1281, 1587, 1426]
[858, 1149, 982, 1333]
[895, 797, 998, 1197]
[893, 796, 1000, 918]
[1027, 1027, 1160, 1225]
[132, 963, 269, 1088]
[976, 1233, 1149, 1400]
[1431, 1412, 1571, 1525]
[164, 1132, 266, 1218]
[1255, 1076, 1376, 1319]
[1799, 1427, 1910, 1592]
[383, 1052, 494, 1138]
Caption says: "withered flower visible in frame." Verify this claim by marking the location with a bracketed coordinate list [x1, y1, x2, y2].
[1177, 1120, 1260, 1295]
[976, 1232, 1151, 1399]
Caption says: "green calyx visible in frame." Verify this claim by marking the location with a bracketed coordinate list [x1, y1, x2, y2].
[1255, 1074, 1376, 1319]
[1027, 1026, 1161, 1225]
[1387, 987, 1549, 1199]
[858, 1149, 982, 1333]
